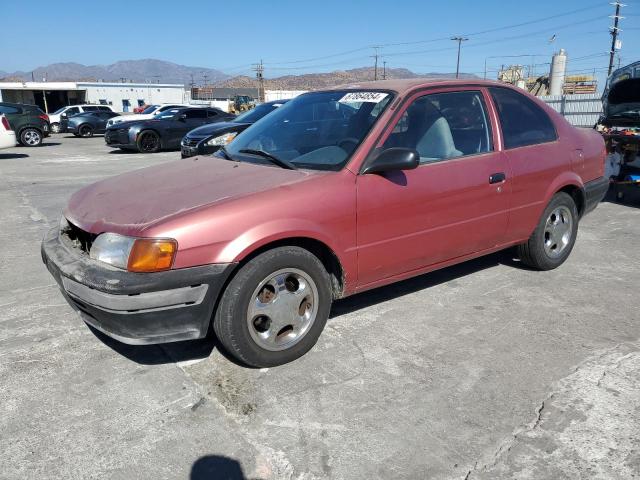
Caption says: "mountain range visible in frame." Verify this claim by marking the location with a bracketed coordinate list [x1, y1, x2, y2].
[0, 59, 474, 90]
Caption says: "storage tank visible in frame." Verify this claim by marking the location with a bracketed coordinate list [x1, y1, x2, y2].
[549, 49, 567, 96]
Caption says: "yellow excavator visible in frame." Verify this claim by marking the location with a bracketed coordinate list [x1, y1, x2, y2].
[228, 95, 255, 114]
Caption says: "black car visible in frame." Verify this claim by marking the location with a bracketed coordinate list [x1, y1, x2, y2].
[0, 102, 50, 146]
[62, 111, 121, 137]
[105, 107, 234, 153]
[181, 99, 289, 158]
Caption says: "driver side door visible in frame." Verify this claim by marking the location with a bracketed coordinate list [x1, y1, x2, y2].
[355, 88, 510, 288]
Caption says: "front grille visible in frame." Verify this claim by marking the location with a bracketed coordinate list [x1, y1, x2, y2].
[182, 137, 203, 147]
[61, 221, 97, 254]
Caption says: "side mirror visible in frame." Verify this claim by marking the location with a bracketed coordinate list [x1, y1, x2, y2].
[362, 147, 420, 175]
[179, 113, 187, 121]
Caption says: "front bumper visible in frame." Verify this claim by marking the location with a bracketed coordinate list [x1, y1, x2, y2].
[180, 139, 217, 158]
[41, 227, 235, 345]
[584, 176, 610, 215]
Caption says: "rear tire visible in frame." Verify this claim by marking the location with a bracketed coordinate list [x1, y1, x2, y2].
[19, 128, 42, 147]
[517, 192, 578, 270]
[51, 122, 60, 134]
[214, 247, 332, 367]
[136, 130, 160, 153]
[79, 125, 93, 137]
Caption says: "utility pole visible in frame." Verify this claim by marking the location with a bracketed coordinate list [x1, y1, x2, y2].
[253, 60, 265, 103]
[371, 46, 380, 81]
[382, 60, 387, 80]
[608, 1, 624, 76]
[202, 72, 209, 87]
[451, 37, 468, 79]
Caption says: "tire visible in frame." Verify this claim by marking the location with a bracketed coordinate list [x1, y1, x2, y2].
[51, 122, 60, 134]
[136, 130, 160, 153]
[19, 128, 42, 147]
[517, 192, 579, 270]
[79, 124, 93, 137]
[214, 246, 332, 367]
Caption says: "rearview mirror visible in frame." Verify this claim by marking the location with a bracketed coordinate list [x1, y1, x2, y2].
[362, 148, 420, 175]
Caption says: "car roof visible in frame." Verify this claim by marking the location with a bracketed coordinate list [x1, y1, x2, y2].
[262, 99, 289, 106]
[326, 77, 509, 95]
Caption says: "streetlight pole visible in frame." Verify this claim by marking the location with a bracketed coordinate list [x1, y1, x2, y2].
[451, 37, 468, 79]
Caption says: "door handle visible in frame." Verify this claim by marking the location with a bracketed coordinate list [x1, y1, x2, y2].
[489, 172, 506, 184]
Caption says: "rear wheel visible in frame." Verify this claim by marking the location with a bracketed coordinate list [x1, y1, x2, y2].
[79, 124, 93, 137]
[136, 130, 160, 153]
[19, 128, 42, 147]
[517, 192, 578, 270]
[214, 246, 332, 367]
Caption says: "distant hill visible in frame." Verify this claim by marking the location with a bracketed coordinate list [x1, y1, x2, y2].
[219, 66, 476, 90]
[0, 59, 229, 85]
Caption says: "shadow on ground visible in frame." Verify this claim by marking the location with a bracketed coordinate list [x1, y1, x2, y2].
[0, 153, 29, 159]
[191, 455, 261, 480]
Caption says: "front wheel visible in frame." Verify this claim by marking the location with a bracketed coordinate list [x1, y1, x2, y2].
[19, 128, 42, 147]
[136, 130, 160, 153]
[214, 247, 332, 367]
[517, 192, 578, 270]
[50, 122, 60, 134]
[79, 125, 93, 137]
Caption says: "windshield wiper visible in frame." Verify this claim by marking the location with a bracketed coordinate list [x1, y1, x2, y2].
[218, 145, 235, 161]
[239, 149, 298, 170]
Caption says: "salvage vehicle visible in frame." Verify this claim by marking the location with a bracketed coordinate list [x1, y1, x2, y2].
[0, 102, 50, 146]
[0, 114, 17, 150]
[42, 79, 607, 367]
[105, 107, 233, 153]
[106, 103, 192, 128]
[596, 60, 640, 201]
[62, 110, 121, 137]
[181, 99, 288, 158]
[49, 105, 115, 133]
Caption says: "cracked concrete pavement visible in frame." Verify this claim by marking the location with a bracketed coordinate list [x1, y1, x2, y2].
[1, 136, 639, 479]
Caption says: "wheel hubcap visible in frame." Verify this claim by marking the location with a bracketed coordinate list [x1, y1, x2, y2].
[543, 206, 573, 258]
[23, 130, 40, 145]
[247, 268, 319, 352]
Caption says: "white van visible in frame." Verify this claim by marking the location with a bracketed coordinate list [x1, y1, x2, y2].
[49, 105, 116, 133]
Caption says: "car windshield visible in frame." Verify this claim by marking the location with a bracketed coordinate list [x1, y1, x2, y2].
[233, 102, 285, 124]
[141, 105, 160, 114]
[154, 109, 182, 120]
[53, 107, 67, 114]
[223, 90, 393, 171]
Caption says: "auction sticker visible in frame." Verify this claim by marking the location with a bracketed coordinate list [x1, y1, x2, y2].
[339, 92, 388, 103]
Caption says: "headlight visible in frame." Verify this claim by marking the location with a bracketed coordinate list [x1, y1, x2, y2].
[205, 132, 237, 147]
[89, 233, 177, 272]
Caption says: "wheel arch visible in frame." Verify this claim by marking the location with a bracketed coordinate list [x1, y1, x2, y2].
[557, 184, 586, 217]
[233, 236, 346, 299]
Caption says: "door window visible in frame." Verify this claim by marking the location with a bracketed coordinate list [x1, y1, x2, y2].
[184, 109, 207, 119]
[489, 87, 557, 149]
[383, 90, 492, 164]
[65, 107, 80, 115]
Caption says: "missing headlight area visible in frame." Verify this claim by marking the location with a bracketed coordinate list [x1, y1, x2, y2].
[60, 219, 96, 254]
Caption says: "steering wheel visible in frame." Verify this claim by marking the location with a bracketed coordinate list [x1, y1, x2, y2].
[338, 137, 360, 152]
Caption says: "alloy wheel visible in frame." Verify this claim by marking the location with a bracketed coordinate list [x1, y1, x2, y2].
[543, 205, 573, 258]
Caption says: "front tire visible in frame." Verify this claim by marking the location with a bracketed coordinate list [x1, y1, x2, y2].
[51, 122, 60, 134]
[19, 128, 42, 147]
[517, 192, 578, 270]
[136, 130, 160, 153]
[214, 247, 332, 367]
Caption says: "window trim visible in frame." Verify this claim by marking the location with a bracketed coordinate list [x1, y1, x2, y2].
[363, 87, 498, 171]
[488, 86, 558, 151]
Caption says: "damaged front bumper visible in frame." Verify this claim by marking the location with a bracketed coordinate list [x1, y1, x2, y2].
[41, 226, 235, 345]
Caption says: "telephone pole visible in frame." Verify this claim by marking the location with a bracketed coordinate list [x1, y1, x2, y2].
[371, 46, 380, 81]
[382, 60, 387, 80]
[254, 60, 265, 103]
[608, 1, 624, 76]
[451, 37, 468, 79]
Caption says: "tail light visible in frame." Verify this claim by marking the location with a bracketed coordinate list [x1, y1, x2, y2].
[39, 114, 49, 122]
[1, 116, 11, 131]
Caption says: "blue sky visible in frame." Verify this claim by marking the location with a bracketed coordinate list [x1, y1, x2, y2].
[1, 0, 638, 87]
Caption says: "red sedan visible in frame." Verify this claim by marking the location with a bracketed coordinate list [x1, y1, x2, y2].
[42, 79, 607, 367]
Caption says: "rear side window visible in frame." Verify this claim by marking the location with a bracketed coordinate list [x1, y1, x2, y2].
[98, 106, 111, 111]
[207, 109, 219, 118]
[83, 106, 99, 111]
[0, 105, 20, 114]
[185, 109, 207, 119]
[489, 87, 557, 149]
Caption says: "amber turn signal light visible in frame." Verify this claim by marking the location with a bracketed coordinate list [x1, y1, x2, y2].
[127, 238, 177, 273]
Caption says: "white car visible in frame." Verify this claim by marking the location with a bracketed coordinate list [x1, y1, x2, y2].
[106, 104, 193, 128]
[0, 114, 17, 149]
[49, 105, 116, 133]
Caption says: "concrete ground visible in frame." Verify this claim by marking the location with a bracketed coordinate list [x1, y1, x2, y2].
[1, 135, 639, 480]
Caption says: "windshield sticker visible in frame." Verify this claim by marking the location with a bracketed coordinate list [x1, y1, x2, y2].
[339, 92, 388, 104]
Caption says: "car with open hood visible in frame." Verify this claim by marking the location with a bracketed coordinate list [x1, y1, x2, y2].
[104, 106, 234, 153]
[42, 79, 607, 367]
[181, 99, 289, 158]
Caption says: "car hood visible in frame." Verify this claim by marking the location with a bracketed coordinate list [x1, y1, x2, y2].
[65, 157, 314, 235]
[186, 121, 249, 137]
